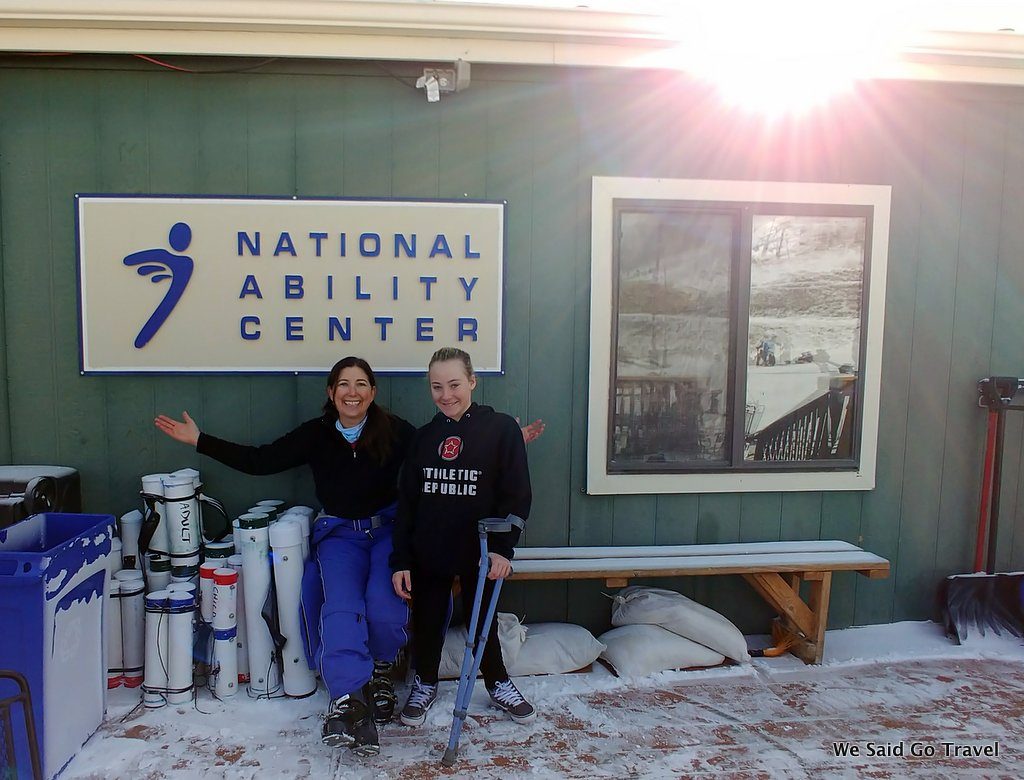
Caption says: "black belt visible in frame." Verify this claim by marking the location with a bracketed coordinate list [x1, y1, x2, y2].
[323, 514, 393, 533]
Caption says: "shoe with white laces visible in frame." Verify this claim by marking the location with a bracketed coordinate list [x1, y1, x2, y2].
[486, 679, 536, 723]
[399, 676, 438, 727]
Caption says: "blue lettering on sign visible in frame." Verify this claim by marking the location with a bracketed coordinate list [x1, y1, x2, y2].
[239, 275, 263, 299]
[328, 317, 351, 341]
[464, 234, 480, 259]
[459, 277, 478, 301]
[275, 232, 297, 257]
[395, 234, 416, 258]
[392, 276, 399, 300]
[355, 276, 371, 300]
[458, 318, 478, 342]
[429, 234, 452, 258]
[340, 233, 346, 257]
[327, 275, 334, 300]
[286, 317, 303, 341]
[123, 222, 194, 348]
[309, 232, 327, 257]
[238, 232, 260, 256]
[240, 316, 261, 340]
[375, 316, 393, 341]
[285, 275, 304, 299]
[416, 318, 434, 342]
[360, 233, 381, 257]
[420, 276, 437, 300]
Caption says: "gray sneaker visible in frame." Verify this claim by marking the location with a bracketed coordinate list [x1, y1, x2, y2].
[487, 679, 536, 723]
[399, 676, 438, 727]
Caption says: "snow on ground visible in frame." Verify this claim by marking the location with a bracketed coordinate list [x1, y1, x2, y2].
[62, 621, 1024, 779]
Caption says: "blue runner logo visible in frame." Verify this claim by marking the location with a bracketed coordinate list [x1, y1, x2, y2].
[123, 222, 194, 348]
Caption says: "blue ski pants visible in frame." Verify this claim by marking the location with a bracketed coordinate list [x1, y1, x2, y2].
[312, 516, 409, 699]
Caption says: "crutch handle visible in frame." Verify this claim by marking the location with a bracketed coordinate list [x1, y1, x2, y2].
[477, 514, 526, 536]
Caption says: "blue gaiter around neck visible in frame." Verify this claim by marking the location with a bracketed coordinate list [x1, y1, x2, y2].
[336, 416, 367, 443]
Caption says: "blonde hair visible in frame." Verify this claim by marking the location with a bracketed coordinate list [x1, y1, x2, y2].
[429, 347, 474, 378]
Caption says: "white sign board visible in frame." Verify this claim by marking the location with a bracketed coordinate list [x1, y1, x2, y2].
[75, 196, 505, 373]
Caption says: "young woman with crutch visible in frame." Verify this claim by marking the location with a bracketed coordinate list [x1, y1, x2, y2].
[390, 347, 536, 730]
[156, 355, 543, 757]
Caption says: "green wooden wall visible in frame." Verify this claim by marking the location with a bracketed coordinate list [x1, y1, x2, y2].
[2, 55, 1023, 636]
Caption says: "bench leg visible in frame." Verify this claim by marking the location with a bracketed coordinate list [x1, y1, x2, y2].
[742, 571, 832, 664]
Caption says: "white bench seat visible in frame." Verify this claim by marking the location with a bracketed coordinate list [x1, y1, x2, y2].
[507, 539, 890, 664]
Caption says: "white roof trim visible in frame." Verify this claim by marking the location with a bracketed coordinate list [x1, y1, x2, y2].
[1, 1, 1024, 86]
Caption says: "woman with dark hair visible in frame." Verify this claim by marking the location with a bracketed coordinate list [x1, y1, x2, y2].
[156, 356, 413, 756]
[155, 356, 543, 757]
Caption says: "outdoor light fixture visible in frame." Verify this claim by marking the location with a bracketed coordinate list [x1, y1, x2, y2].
[416, 59, 471, 102]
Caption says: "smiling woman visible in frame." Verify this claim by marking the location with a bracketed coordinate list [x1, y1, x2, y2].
[153, 354, 544, 756]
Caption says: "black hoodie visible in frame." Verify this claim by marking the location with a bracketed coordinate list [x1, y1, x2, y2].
[390, 403, 531, 576]
[196, 413, 415, 519]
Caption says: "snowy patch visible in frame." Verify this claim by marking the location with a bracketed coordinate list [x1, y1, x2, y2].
[62, 621, 1024, 779]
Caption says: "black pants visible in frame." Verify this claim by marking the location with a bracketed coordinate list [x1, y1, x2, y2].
[411, 564, 508, 687]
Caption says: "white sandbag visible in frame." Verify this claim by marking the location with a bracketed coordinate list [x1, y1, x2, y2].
[438, 612, 528, 680]
[611, 585, 751, 664]
[598, 624, 725, 677]
[506, 622, 606, 677]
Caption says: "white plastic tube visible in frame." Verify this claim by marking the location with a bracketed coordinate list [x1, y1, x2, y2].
[269, 518, 316, 698]
[166, 590, 195, 705]
[143, 590, 170, 708]
[203, 539, 234, 562]
[147, 553, 172, 592]
[237, 514, 280, 696]
[166, 581, 197, 599]
[162, 473, 201, 573]
[227, 554, 250, 683]
[106, 577, 123, 689]
[213, 627, 239, 699]
[141, 473, 171, 558]
[212, 568, 237, 630]
[116, 571, 146, 689]
[278, 511, 312, 562]
[119, 509, 144, 569]
[199, 561, 219, 623]
[212, 567, 239, 698]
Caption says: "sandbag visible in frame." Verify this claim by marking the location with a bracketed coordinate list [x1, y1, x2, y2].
[506, 622, 606, 677]
[598, 624, 725, 677]
[611, 585, 751, 664]
[438, 612, 528, 680]
[437, 617, 606, 679]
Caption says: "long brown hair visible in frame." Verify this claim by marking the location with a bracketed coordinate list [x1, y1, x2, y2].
[322, 356, 395, 464]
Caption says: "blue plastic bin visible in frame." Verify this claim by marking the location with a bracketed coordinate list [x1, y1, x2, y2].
[0, 513, 114, 779]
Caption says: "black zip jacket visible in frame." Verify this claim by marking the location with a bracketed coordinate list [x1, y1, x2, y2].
[390, 403, 531, 576]
[196, 414, 416, 519]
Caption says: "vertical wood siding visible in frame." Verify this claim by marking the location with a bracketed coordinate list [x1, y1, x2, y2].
[2, 57, 1023, 634]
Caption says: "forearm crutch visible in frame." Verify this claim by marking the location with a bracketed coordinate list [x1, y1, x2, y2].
[442, 515, 524, 767]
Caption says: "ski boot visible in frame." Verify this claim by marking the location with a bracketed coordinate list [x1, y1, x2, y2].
[321, 688, 380, 756]
[368, 660, 398, 724]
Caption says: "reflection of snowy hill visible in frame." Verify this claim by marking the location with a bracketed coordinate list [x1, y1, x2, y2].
[617, 313, 729, 377]
[749, 315, 859, 368]
[747, 363, 843, 431]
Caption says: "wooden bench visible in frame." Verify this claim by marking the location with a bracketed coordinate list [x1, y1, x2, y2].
[508, 540, 890, 664]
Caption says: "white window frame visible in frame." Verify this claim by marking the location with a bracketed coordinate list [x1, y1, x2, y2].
[587, 176, 891, 495]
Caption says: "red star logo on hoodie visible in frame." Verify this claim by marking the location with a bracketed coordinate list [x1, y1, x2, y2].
[439, 436, 462, 461]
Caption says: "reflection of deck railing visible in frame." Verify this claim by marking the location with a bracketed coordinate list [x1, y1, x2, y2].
[749, 382, 855, 461]
[613, 377, 701, 458]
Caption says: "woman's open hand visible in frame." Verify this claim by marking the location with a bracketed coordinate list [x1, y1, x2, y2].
[154, 411, 201, 447]
[517, 418, 545, 444]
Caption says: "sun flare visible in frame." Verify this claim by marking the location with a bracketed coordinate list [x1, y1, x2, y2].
[667, 1, 909, 115]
